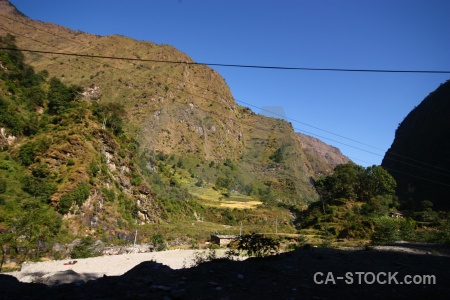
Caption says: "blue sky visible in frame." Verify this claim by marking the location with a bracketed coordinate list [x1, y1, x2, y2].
[9, 0, 450, 167]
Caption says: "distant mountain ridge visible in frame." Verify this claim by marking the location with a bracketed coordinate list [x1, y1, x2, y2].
[382, 80, 450, 211]
[296, 133, 351, 177]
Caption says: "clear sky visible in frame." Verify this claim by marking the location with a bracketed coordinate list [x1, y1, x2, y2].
[8, 0, 450, 167]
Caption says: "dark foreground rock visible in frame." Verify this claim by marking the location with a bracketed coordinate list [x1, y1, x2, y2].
[1, 245, 449, 300]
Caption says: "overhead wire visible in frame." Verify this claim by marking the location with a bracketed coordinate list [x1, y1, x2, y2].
[1, 38, 448, 179]
[1, 23, 449, 186]
[0, 46, 449, 74]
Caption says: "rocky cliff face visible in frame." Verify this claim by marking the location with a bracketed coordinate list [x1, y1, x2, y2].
[382, 80, 450, 211]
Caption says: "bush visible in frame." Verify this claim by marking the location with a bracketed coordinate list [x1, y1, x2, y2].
[70, 237, 101, 259]
[152, 234, 167, 251]
[18, 138, 51, 166]
[47, 77, 80, 115]
[399, 218, 416, 241]
[72, 183, 90, 205]
[58, 194, 73, 215]
[371, 218, 399, 245]
[234, 233, 280, 257]
[102, 188, 116, 202]
[438, 219, 450, 244]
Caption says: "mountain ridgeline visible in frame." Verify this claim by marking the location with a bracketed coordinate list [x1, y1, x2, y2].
[382, 80, 450, 211]
[0, 0, 352, 251]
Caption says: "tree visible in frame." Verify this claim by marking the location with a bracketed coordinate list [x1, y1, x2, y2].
[233, 233, 280, 257]
[7, 198, 62, 262]
[47, 77, 80, 115]
[361, 195, 396, 217]
[314, 163, 397, 204]
[92, 102, 125, 135]
[315, 163, 364, 202]
[359, 165, 396, 202]
[269, 147, 284, 163]
[70, 237, 101, 259]
[371, 218, 399, 245]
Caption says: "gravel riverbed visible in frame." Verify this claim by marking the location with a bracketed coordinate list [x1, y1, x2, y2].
[8, 249, 230, 284]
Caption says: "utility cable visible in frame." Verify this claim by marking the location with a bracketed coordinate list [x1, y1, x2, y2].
[0, 46, 449, 74]
[1, 29, 449, 181]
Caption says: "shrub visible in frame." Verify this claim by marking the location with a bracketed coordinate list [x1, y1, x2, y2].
[70, 237, 101, 259]
[438, 219, 450, 244]
[399, 218, 416, 241]
[233, 233, 280, 257]
[58, 194, 73, 214]
[195, 178, 204, 187]
[18, 138, 51, 166]
[152, 234, 166, 251]
[102, 188, 116, 202]
[371, 218, 399, 245]
[190, 249, 217, 267]
[72, 183, 90, 205]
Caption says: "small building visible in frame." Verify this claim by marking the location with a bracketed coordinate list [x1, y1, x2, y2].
[389, 212, 404, 219]
[210, 235, 237, 247]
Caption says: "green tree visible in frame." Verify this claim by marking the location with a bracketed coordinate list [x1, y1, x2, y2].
[315, 163, 364, 202]
[8, 198, 62, 262]
[70, 236, 101, 259]
[361, 195, 396, 217]
[24, 86, 46, 108]
[92, 102, 125, 135]
[234, 233, 280, 257]
[315, 163, 396, 204]
[269, 147, 284, 163]
[47, 77, 80, 114]
[371, 218, 399, 245]
[359, 165, 396, 202]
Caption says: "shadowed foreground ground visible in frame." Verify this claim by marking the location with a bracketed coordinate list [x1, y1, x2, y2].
[1, 243, 449, 300]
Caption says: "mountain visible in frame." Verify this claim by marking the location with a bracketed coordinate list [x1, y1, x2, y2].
[0, 0, 350, 252]
[382, 80, 450, 211]
[296, 133, 351, 177]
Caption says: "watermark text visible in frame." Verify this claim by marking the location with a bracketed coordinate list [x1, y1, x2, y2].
[313, 272, 436, 285]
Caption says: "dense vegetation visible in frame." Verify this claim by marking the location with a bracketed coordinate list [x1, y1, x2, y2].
[0, 37, 307, 270]
[298, 163, 449, 245]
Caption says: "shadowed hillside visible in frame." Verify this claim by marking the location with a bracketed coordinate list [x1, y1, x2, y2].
[382, 80, 450, 211]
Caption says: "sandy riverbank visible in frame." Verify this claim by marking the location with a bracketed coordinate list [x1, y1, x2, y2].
[7, 249, 230, 284]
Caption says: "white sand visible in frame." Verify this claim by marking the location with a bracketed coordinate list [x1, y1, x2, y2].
[8, 249, 230, 283]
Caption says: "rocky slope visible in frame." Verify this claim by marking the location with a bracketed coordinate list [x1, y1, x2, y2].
[0, 0, 353, 252]
[0, 0, 352, 207]
[297, 133, 351, 177]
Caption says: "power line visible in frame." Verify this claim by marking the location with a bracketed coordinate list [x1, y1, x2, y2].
[0, 39, 450, 171]
[1, 29, 449, 183]
[2, 40, 448, 177]
[0, 34, 447, 172]
[0, 46, 449, 74]
[237, 99, 385, 151]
